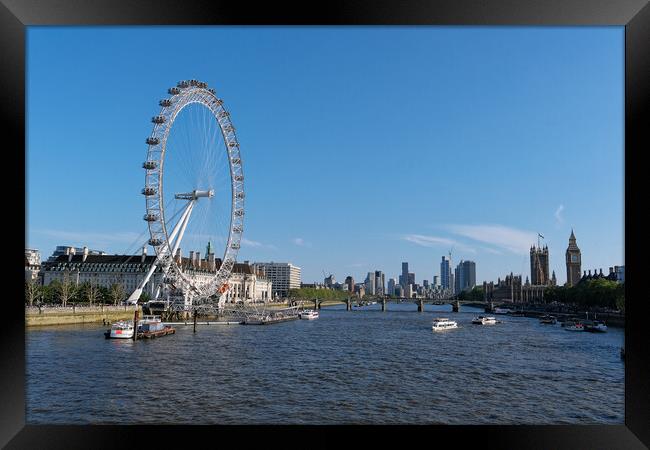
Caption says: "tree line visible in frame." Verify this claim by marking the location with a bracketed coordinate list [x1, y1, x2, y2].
[543, 279, 624, 311]
[288, 287, 352, 301]
[455, 279, 624, 311]
[25, 278, 127, 307]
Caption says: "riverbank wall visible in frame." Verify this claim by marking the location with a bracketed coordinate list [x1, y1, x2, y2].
[26, 305, 142, 327]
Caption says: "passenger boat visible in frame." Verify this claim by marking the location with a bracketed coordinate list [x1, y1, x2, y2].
[539, 315, 557, 324]
[584, 320, 607, 333]
[494, 307, 512, 314]
[104, 320, 135, 339]
[472, 316, 497, 325]
[563, 320, 584, 331]
[299, 309, 319, 320]
[431, 317, 458, 331]
[138, 315, 164, 332]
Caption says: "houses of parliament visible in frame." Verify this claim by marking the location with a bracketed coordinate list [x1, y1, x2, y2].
[484, 229, 621, 303]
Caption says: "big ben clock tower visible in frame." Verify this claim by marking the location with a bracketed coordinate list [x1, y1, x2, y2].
[565, 229, 581, 287]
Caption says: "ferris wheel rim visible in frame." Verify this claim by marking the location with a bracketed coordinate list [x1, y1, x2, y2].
[141, 79, 244, 301]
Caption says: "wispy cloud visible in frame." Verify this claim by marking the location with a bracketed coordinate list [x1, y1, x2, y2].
[480, 246, 503, 255]
[446, 224, 537, 255]
[292, 237, 312, 247]
[241, 238, 276, 250]
[401, 234, 476, 254]
[554, 205, 565, 227]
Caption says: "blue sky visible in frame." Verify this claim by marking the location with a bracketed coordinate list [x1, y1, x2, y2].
[26, 26, 624, 285]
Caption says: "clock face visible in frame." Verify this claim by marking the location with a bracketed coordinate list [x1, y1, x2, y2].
[571, 254, 578, 263]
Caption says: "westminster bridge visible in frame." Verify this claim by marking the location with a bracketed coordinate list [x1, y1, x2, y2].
[297, 297, 494, 313]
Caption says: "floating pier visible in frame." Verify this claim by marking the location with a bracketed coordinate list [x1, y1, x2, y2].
[163, 321, 242, 326]
[136, 326, 176, 339]
[242, 314, 299, 325]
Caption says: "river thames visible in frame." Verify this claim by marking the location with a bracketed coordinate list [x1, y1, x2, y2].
[26, 304, 624, 424]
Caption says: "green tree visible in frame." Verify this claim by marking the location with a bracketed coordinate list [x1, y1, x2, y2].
[81, 280, 101, 306]
[43, 280, 60, 304]
[615, 282, 625, 313]
[98, 285, 110, 304]
[289, 288, 350, 302]
[109, 283, 126, 305]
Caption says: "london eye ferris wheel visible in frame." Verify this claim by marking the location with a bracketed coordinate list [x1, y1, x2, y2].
[127, 79, 244, 310]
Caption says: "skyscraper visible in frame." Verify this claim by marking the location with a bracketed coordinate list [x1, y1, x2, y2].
[387, 278, 396, 296]
[365, 272, 376, 295]
[530, 245, 550, 285]
[374, 271, 385, 295]
[455, 260, 477, 293]
[565, 229, 582, 287]
[401, 262, 409, 290]
[440, 256, 451, 290]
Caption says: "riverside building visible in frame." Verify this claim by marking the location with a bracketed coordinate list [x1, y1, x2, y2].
[47, 245, 106, 262]
[252, 262, 301, 299]
[25, 248, 41, 281]
[40, 245, 272, 303]
[530, 244, 550, 286]
[483, 272, 546, 303]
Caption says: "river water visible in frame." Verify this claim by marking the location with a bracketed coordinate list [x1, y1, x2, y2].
[26, 304, 624, 424]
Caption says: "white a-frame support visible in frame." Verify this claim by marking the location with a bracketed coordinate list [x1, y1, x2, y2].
[126, 200, 196, 304]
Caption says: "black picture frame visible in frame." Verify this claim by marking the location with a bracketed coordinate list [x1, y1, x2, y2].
[3, 1, 648, 448]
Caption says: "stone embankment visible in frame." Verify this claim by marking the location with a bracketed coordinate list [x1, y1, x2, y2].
[26, 305, 141, 327]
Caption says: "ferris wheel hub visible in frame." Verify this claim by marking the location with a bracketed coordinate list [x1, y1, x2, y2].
[174, 189, 214, 200]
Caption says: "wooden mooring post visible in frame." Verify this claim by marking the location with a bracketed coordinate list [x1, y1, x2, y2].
[193, 310, 198, 333]
[133, 308, 139, 341]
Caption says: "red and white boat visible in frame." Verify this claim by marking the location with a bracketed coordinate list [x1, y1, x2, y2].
[104, 320, 135, 339]
[564, 320, 584, 331]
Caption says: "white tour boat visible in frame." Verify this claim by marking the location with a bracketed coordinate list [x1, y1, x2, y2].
[431, 317, 458, 331]
[493, 307, 512, 315]
[104, 320, 135, 339]
[584, 320, 607, 333]
[472, 316, 498, 325]
[299, 309, 320, 320]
